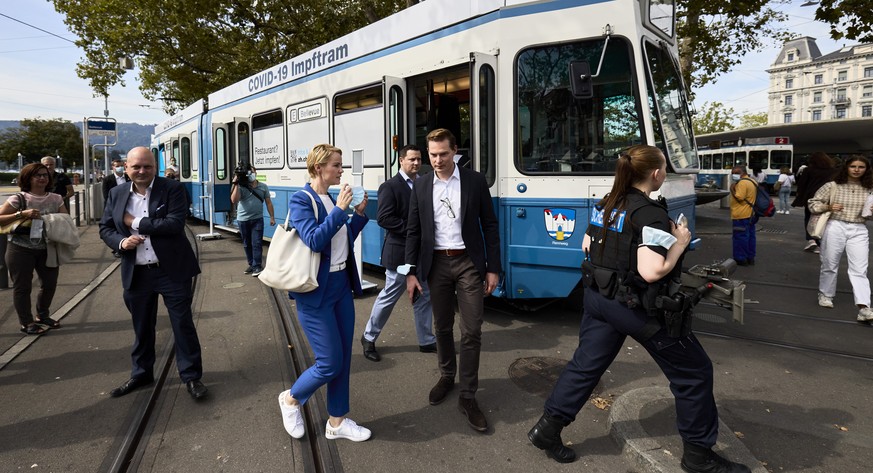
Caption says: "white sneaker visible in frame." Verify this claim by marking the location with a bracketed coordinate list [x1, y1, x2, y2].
[278, 392, 305, 439]
[784, 210, 790, 215]
[818, 293, 834, 308]
[804, 240, 817, 252]
[325, 418, 371, 442]
[813, 246, 820, 254]
[858, 307, 873, 322]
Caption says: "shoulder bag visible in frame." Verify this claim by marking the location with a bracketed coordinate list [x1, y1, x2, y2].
[807, 183, 837, 240]
[258, 190, 320, 292]
[0, 193, 32, 235]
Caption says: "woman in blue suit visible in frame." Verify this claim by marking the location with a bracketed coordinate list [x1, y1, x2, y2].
[277, 144, 372, 442]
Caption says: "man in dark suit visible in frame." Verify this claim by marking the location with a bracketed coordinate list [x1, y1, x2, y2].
[405, 128, 500, 433]
[99, 146, 207, 400]
[102, 158, 130, 200]
[360, 145, 436, 362]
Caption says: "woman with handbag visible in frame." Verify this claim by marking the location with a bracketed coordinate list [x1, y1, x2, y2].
[808, 155, 873, 323]
[276, 144, 372, 442]
[793, 152, 836, 253]
[0, 163, 68, 335]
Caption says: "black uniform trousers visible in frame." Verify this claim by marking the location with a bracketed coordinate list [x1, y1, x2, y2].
[544, 288, 718, 447]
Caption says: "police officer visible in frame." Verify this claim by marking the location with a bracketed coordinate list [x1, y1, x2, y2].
[527, 145, 750, 473]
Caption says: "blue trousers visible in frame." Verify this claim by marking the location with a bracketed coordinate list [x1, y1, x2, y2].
[238, 218, 264, 268]
[291, 271, 355, 417]
[363, 268, 436, 346]
[123, 266, 203, 382]
[544, 289, 718, 447]
[778, 187, 792, 212]
[732, 217, 756, 263]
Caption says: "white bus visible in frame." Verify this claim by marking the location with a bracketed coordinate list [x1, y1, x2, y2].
[152, 0, 698, 301]
[697, 137, 793, 188]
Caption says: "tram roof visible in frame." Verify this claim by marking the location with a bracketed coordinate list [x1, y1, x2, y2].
[696, 119, 873, 156]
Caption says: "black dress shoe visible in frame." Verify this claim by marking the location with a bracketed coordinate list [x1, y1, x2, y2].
[110, 377, 153, 398]
[360, 335, 381, 362]
[428, 376, 454, 405]
[418, 343, 437, 353]
[186, 380, 208, 400]
[528, 413, 576, 463]
[681, 441, 751, 473]
[458, 397, 488, 432]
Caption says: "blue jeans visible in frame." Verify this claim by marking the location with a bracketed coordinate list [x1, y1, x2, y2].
[238, 218, 264, 268]
[778, 187, 791, 212]
[363, 268, 435, 346]
[732, 217, 756, 263]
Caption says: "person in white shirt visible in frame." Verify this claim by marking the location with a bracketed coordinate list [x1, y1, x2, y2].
[775, 167, 795, 214]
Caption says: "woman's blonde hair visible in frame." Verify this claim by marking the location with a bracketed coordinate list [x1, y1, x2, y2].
[306, 144, 342, 178]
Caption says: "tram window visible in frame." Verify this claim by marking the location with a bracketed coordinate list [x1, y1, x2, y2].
[733, 151, 746, 167]
[215, 128, 227, 180]
[700, 153, 711, 170]
[252, 110, 284, 170]
[172, 140, 180, 175]
[478, 64, 496, 186]
[516, 37, 641, 175]
[409, 65, 470, 173]
[712, 153, 723, 170]
[181, 137, 191, 179]
[770, 150, 791, 170]
[237, 122, 250, 168]
[644, 42, 696, 170]
[748, 151, 767, 171]
[336, 85, 383, 114]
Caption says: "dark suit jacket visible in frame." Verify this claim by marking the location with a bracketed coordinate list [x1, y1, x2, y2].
[405, 165, 501, 282]
[287, 184, 369, 307]
[99, 177, 200, 290]
[377, 173, 414, 270]
[102, 173, 130, 200]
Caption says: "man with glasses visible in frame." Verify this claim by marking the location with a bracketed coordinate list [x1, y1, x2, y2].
[405, 128, 500, 433]
[360, 145, 436, 362]
[41, 156, 73, 213]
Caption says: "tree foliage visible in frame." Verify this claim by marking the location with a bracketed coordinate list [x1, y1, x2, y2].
[738, 112, 768, 130]
[692, 101, 737, 135]
[815, 0, 873, 42]
[0, 119, 83, 167]
[51, 0, 411, 112]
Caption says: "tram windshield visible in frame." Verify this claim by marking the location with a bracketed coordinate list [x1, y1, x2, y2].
[644, 41, 697, 171]
[516, 37, 642, 175]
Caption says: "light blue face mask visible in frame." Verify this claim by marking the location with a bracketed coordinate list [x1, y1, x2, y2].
[731, 174, 741, 182]
[115, 166, 124, 174]
[247, 172, 256, 182]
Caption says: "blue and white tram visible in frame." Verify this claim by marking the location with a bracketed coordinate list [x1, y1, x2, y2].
[152, 0, 699, 301]
[696, 137, 793, 188]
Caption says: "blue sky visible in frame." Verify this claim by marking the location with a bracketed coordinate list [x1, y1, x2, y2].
[0, 1, 849, 126]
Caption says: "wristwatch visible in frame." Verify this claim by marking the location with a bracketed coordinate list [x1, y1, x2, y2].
[15, 210, 22, 218]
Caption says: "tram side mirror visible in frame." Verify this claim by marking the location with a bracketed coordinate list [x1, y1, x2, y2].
[569, 61, 594, 99]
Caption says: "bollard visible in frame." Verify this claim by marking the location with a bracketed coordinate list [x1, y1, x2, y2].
[0, 236, 8, 289]
[74, 191, 81, 226]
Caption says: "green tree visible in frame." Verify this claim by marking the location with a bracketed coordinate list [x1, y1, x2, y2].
[815, 0, 873, 42]
[51, 0, 409, 112]
[738, 112, 769, 129]
[0, 118, 83, 167]
[692, 101, 737, 135]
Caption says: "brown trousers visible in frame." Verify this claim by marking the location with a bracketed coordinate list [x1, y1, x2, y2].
[6, 242, 59, 326]
[428, 253, 484, 398]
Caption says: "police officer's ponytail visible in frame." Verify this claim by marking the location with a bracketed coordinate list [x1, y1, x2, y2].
[597, 145, 666, 229]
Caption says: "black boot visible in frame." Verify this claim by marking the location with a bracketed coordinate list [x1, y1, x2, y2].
[527, 413, 576, 463]
[680, 441, 751, 473]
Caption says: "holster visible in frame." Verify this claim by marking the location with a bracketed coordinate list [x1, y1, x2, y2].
[655, 291, 695, 338]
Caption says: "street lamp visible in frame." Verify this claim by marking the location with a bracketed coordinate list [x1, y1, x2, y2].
[800, 1, 819, 6]
[17, 152, 23, 170]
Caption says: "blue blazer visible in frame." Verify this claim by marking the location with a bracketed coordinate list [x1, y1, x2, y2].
[287, 183, 368, 306]
[99, 177, 200, 290]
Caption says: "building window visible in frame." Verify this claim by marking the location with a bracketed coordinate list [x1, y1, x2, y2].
[812, 110, 822, 121]
[814, 74, 823, 84]
[838, 70, 848, 81]
[813, 91, 823, 103]
[835, 107, 846, 119]
[784, 113, 792, 123]
[784, 95, 793, 106]
[864, 85, 873, 98]
[787, 52, 795, 61]
[862, 105, 872, 118]
[785, 78, 793, 89]
[836, 88, 847, 101]
[865, 67, 873, 78]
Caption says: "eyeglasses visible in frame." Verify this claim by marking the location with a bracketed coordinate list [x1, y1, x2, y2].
[440, 197, 456, 219]
[34, 173, 50, 179]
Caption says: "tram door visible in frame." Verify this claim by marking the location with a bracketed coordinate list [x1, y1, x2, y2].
[228, 118, 251, 224]
[469, 52, 497, 186]
[211, 124, 232, 213]
[383, 76, 407, 180]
